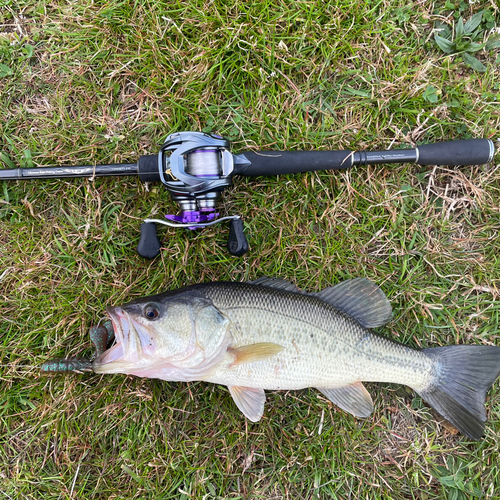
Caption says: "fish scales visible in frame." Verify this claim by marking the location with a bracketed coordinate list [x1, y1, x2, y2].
[196, 282, 432, 391]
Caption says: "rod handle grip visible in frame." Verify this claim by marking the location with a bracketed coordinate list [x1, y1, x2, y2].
[235, 150, 353, 176]
[417, 139, 495, 166]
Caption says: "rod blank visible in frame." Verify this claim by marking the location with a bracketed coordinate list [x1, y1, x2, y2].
[0, 163, 138, 181]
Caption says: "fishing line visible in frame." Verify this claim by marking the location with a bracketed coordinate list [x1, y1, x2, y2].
[186, 149, 220, 177]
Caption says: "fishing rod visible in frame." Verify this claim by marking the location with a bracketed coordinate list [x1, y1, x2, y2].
[0, 131, 495, 258]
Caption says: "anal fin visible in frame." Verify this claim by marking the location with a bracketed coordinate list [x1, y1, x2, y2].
[228, 386, 266, 422]
[317, 382, 373, 418]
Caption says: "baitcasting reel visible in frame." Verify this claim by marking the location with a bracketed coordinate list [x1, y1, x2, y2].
[136, 131, 251, 258]
[0, 131, 495, 258]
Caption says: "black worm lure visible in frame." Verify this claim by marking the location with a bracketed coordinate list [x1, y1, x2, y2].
[40, 320, 114, 374]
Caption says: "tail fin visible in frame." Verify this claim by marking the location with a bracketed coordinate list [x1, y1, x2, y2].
[418, 345, 500, 440]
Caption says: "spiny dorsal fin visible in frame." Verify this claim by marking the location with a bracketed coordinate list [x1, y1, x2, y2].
[317, 382, 374, 418]
[248, 277, 300, 293]
[228, 386, 266, 422]
[229, 343, 284, 366]
[313, 278, 392, 328]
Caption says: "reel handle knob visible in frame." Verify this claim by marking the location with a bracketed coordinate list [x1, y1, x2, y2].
[137, 222, 162, 259]
[227, 218, 249, 256]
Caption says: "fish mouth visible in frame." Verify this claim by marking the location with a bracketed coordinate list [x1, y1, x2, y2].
[93, 306, 128, 367]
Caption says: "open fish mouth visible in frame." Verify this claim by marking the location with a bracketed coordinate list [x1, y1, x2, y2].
[94, 307, 128, 365]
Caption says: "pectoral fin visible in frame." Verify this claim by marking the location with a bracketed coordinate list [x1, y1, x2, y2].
[228, 386, 266, 422]
[229, 343, 284, 366]
[317, 382, 374, 418]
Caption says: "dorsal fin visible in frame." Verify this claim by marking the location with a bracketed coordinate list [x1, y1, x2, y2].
[248, 277, 300, 293]
[313, 278, 392, 328]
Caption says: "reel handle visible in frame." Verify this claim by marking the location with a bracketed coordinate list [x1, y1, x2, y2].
[137, 222, 162, 259]
[137, 220, 249, 258]
[227, 218, 249, 256]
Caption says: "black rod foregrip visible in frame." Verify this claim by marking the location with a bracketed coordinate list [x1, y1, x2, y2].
[234, 150, 354, 176]
[137, 154, 160, 182]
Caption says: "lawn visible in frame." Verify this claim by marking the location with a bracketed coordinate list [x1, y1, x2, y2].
[1, 0, 500, 498]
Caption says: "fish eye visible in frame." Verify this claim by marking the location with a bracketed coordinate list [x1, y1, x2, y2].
[143, 303, 160, 321]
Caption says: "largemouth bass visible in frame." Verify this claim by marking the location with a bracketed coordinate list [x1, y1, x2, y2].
[92, 277, 500, 440]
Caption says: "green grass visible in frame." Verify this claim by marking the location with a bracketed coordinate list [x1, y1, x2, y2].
[1, 0, 500, 498]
